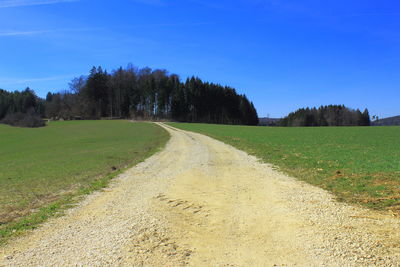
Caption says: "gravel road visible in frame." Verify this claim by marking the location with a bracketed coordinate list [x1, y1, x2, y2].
[1, 122, 400, 266]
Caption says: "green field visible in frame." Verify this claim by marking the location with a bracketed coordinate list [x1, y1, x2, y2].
[0, 121, 168, 242]
[169, 123, 400, 212]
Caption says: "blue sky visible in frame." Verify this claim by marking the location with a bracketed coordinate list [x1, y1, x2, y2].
[0, 0, 399, 118]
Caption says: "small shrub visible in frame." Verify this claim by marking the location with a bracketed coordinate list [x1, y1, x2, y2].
[2, 112, 46, 128]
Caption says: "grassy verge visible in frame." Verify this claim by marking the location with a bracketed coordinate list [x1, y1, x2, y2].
[0, 121, 169, 244]
[168, 123, 400, 213]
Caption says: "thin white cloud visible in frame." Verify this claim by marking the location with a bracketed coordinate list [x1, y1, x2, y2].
[0, 75, 74, 84]
[0, 30, 52, 36]
[0, 0, 78, 8]
[126, 22, 213, 29]
[0, 22, 209, 38]
[338, 12, 400, 17]
[130, 0, 165, 7]
[0, 27, 98, 37]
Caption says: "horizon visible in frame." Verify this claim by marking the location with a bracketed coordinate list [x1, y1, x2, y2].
[1, 0, 399, 118]
[0, 85, 386, 120]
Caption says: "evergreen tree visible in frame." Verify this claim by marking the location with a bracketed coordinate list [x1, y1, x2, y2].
[1, 64, 260, 126]
[281, 105, 371, 127]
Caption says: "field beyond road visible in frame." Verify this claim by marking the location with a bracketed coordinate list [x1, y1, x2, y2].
[169, 123, 400, 212]
[0, 120, 168, 242]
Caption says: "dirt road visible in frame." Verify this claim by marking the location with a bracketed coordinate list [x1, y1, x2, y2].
[1, 123, 400, 266]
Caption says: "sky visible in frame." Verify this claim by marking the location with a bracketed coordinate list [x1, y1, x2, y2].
[0, 0, 399, 118]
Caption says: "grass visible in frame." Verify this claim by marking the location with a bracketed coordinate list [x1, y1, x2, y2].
[168, 123, 400, 213]
[0, 120, 169, 244]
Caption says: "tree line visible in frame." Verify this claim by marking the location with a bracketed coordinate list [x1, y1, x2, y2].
[0, 88, 46, 127]
[280, 105, 370, 127]
[0, 88, 44, 119]
[0, 65, 259, 127]
[45, 65, 259, 125]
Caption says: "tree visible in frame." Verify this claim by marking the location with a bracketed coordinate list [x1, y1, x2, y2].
[0, 87, 44, 125]
[281, 105, 371, 127]
[69, 76, 86, 94]
[2, 64, 260, 125]
[361, 109, 371, 126]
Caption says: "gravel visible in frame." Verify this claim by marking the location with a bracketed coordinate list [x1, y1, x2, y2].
[1, 123, 399, 266]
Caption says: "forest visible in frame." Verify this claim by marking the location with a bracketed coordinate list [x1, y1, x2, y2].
[0, 65, 259, 126]
[0, 66, 375, 128]
[0, 88, 45, 127]
[280, 105, 371, 127]
[0, 88, 44, 119]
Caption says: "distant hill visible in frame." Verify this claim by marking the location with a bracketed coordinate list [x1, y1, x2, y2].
[372, 115, 400, 126]
[258, 117, 281, 126]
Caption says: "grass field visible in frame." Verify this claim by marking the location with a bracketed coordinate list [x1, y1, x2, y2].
[0, 120, 168, 243]
[169, 123, 400, 212]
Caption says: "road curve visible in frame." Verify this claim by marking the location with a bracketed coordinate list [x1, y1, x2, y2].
[1, 122, 400, 266]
